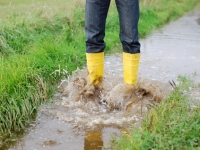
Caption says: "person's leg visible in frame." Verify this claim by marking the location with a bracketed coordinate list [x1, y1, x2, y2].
[85, 0, 111, 53]
[85, 0, 111, 85]
[115, 0, 140, 54]
[115, 0, 140, 85]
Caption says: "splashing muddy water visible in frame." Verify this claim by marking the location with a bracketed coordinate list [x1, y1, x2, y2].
[55, 69, 171, 130]
[4, 8, 200, 150]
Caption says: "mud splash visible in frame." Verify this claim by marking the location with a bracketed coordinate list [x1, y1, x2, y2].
[55, 69, 172, 131]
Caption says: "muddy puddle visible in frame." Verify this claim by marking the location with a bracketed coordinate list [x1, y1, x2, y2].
[2, 8, 200, 150]
[1, 70, 172, 150]
[55, 69, 171, 130]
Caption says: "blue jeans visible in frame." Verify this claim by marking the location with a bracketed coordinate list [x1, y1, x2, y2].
[85, 0, 140, 54]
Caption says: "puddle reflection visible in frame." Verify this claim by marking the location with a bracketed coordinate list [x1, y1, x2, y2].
[84, 130, 103, 150]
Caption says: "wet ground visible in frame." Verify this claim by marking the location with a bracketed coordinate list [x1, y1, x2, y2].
[2, 8, 200, 150]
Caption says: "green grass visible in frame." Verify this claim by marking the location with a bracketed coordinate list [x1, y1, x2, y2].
[111, 76, 200, 149]
[0, 0, 74, 20]
[0, 0, 200, 147]
[0, 2, 86, 145]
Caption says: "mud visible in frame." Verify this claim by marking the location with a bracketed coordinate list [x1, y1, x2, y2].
[55, 69, 171, 130]
[2, 8, 200, 150]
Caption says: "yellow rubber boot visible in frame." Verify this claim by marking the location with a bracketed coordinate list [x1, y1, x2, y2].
[123, 52, 140, 85]
[86, 52, 104, 85]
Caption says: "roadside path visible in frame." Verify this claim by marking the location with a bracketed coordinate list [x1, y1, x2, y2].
[105, 9, 200, 82]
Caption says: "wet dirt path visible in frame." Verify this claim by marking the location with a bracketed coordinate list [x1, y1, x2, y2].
[4, 8, 200, 150]
[107, 9, 200, 82]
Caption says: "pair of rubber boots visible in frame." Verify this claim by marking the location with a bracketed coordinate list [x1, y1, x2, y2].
[86, 52, 140, 85]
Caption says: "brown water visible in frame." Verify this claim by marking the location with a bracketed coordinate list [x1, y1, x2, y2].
[2, 8, 200, 150]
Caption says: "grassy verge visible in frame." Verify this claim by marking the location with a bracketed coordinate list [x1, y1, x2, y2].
[111, 76, 200, 149]
[0, 0, 199, 146]
[0, 2, 86, 145]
